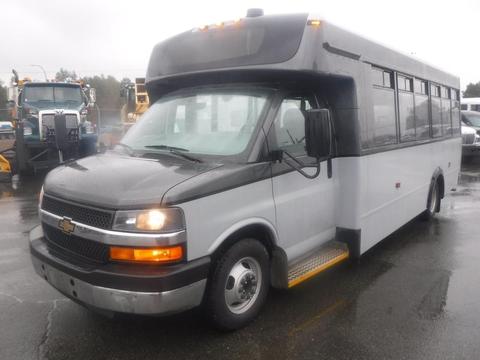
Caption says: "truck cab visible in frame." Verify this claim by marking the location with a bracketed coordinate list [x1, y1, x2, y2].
[11, 80, 97, 174]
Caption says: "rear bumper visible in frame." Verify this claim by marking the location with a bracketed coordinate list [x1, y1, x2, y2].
[29, 225, 210, 315]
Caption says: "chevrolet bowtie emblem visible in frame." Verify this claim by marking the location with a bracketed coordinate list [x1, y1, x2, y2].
[58, 217, 75, 235]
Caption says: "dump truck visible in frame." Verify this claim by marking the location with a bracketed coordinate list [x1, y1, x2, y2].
[3, 71, 98, 175]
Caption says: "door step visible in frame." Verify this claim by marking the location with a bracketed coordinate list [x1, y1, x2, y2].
[288, 241, 349, 288]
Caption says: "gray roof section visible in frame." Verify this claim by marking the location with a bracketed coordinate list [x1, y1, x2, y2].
[320, 20, 459, 88]
[146, 14, 459, 89]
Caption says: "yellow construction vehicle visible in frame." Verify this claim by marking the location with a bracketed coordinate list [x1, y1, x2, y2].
[0, 154, 11, 181]
[120, 77, 149, 131]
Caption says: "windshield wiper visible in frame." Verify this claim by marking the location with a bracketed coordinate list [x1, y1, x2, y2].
[145, 145, 189, 151]
[144, 145, 202, 163]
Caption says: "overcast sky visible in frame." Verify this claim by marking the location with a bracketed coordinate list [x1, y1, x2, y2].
[1, 0, 479, 90]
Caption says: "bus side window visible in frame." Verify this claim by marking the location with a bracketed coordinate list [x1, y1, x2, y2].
[272, 95, 316, 157]
[371, 67, 397, 147]
[430, 84, 442, 138]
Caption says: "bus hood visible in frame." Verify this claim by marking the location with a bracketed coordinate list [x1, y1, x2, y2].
[43, 152, 222, 209]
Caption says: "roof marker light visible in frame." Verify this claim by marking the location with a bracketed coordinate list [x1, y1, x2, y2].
[308, 20, 321, 26]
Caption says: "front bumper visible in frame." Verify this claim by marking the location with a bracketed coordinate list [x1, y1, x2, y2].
[29, 225, 210, 315]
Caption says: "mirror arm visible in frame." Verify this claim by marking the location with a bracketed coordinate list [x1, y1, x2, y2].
[282, 150, 321, 179]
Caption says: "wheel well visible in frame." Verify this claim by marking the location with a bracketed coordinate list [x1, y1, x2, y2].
[211, 224, 275, 264]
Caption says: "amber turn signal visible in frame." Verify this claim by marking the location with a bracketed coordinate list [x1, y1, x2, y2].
[110, 246, 183, 263]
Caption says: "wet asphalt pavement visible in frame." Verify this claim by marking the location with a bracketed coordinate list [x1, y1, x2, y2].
[1, 162, 480, 360]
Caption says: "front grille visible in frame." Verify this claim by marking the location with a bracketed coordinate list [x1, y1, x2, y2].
[65, 114, 78, 127]
[42, 195, 114, 229]
[43, 223, 109, 263]
[41, 114, 55, 128]
[41, 113, 78, 128]
[40, 113, 79, 141]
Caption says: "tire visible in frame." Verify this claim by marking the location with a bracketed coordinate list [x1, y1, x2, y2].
[205, 239, 270, 331]
[422, 179, 440, 220]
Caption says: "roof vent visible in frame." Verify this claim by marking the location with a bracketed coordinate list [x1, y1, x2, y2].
[246, 8, 264, 17]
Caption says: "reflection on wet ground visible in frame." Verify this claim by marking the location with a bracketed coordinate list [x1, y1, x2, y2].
[1, 162, 480, 359]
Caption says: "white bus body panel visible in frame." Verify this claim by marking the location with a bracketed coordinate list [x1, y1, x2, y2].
[180, 138, 460, 262]
[358, 137, 461, 254]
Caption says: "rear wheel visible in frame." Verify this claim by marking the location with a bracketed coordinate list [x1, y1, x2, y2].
[422, 179, 440, 220]
[205, 239, 270, 331]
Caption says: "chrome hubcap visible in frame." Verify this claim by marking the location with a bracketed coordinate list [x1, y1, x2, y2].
[224, 257, 262, 314]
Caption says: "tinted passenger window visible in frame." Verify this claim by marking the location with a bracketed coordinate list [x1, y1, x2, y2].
[431, 96, 442, 137]
[372, 67, 394, 88]
[415, 94, 430, 139]
[415, 79, 428, 95]
[372, 68, 384, 87]
[451, 96, 461, 135]
[272, 95, 315, 156]
[371, 68, 396, 146]
[398, 75, 415, 141]
[398, 75, 413, 92]
[441, 89, 452, 136]
[372, 87, 397, 146]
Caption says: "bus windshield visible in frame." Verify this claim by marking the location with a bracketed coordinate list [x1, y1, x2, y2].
[121, 89, 269, 156]
[23, 85, 83, 108]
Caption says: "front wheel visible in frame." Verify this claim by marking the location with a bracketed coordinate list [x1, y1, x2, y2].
[205, 239, 270, 331]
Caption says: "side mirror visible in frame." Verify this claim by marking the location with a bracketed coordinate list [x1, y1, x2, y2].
[305, 109, 332, 159]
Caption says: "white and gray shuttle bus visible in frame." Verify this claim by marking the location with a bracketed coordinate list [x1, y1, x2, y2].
[30, 11, 461, 330]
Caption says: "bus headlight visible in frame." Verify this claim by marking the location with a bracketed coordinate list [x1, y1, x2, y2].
[113, 208, 185, 233]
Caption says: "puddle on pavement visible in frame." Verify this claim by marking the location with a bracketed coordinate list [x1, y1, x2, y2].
[0, 174, 45, 200]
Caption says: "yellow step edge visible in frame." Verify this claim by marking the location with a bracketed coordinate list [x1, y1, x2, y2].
[288, 251, 349, 288]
